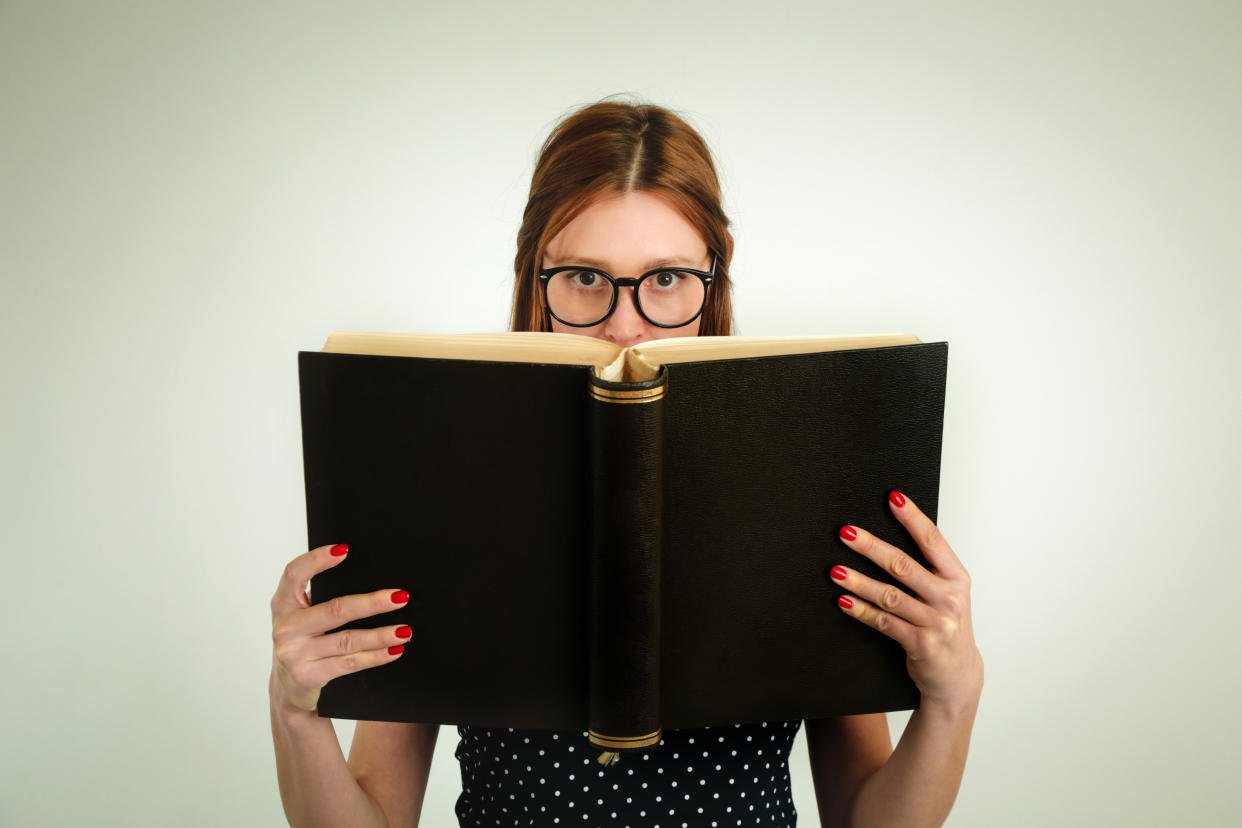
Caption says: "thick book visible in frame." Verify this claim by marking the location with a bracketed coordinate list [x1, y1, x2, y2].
[298, 331, 949, 762]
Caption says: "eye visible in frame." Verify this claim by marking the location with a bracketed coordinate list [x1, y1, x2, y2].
[568, 270, 600, 287]
[652, 271, 686, 289]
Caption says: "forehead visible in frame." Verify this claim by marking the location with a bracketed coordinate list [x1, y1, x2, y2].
[544, 191, 705, 267]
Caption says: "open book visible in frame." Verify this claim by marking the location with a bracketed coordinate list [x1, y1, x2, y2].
[298, 331, 948, 765]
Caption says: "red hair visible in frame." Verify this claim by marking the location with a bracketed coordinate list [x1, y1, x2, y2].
[509, 97, 735, 335]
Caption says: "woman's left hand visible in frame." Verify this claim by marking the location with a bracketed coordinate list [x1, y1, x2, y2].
[831, 489, 984, 710]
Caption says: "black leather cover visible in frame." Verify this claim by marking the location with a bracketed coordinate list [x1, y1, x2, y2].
[587, 369, 667, 753]
[297, 341, 948, 754]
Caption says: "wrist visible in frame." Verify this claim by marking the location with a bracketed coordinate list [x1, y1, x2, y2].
[920, 685, 982, 723]
[269, 666, 320, 725]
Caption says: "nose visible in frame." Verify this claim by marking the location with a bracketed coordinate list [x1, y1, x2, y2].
[602, 286, 648, 347]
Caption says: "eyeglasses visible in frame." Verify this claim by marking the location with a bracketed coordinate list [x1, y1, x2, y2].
[538, 253, 717, 328]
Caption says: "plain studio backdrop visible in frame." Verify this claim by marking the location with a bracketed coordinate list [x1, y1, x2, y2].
[2, 1, 1239, 826]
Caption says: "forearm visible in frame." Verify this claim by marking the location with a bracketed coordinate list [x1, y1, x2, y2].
[849, 694, 981, 828]
[269, 670, 390, 828]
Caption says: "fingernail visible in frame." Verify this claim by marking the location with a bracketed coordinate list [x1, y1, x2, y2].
[838, 596, 854, 609]
[830, 566, 848, 581]
[839, 525, 858, 541]
[396, 625, 412, 639]
[388, 645, 405, 655]
[889, 490, 906, 507]
[391, 589, 409, 603]
[331, 544, 349, 556]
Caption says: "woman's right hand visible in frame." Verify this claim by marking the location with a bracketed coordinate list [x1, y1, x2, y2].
[270, 543, 412, 713]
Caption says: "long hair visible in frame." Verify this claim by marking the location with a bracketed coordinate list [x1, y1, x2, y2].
[509, 97, 735, 335]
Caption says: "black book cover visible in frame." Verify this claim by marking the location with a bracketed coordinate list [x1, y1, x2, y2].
[297, 340, 948, 749]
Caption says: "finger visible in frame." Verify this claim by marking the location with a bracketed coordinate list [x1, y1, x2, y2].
[303, 623, 413, 662]
[271, 543, 351, 613]
[828, 563, 937, 627]
[887, 490, 968, 580]
[838, 523, 939, 602]
[285, 587, 411, 640]
[281, 640, 407, 695]
[836, 593, 918, 650]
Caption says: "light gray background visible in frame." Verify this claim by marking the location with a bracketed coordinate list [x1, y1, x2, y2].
[2, 1, 1239, 826]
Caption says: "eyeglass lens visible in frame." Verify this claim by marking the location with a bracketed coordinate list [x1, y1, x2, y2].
[546, 270, 706, 326]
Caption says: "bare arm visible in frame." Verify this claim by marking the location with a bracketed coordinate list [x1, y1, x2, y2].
[270, 673, 392, 828]
[348, 720, 440, 827]
[847, 695, 980, 828]
[805, 713, 893, 828]
[269, 543, 425, 827]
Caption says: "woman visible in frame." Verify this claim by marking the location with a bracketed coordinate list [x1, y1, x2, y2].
[270, 98, 984, 828]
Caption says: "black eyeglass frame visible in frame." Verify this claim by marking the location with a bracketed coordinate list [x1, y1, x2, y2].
[537, 253, 718, 328]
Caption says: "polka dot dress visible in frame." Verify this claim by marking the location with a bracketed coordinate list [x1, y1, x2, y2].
[454, 720, 802, 827]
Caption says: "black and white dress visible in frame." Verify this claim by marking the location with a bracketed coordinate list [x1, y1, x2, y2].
[454, 720, 803, 827]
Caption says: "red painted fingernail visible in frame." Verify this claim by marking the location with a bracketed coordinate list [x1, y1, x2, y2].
[840, 525, 858, 541]
[830, 566, 848, 581]
[391, 589, 409, 603]
[331, 544, 349, 556]
[890, 490, 906, 507]
[395, 625, 412, 639]
[838, 596, 854, 609]
[388, 645, 404, 655]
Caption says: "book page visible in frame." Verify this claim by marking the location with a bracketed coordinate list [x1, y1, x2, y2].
[320, 331, 623, 367]
[318, 331, 922, 381]
[619, 333, 922, 381]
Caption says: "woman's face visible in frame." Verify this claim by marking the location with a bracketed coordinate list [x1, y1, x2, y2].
[542, 190, 710, 348]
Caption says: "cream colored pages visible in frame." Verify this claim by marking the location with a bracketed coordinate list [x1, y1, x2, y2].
[319, 331, 922, 381]
[320, 331, 621, 364]
[625, 334, 921, 380]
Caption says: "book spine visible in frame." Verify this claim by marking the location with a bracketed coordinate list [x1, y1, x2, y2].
[586, 367, 666, 765]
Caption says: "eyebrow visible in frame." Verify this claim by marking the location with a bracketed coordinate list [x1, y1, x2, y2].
[544, 254, 703, 270]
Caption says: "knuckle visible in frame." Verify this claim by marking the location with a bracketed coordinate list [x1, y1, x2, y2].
[342, 653, 360, 673]
[880, 585, 903, 610]
[922, 522, 946, 550]
[872, 611, 890, 633]
[337, 629, 354, 655]
[327, 597, 348, 624]
[273, 642, 297, 667]
[890, 554, 914, 579]
[281, 564, 303, 590]
[937, 614, 959, 637]
[944, 591, 966, 617]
